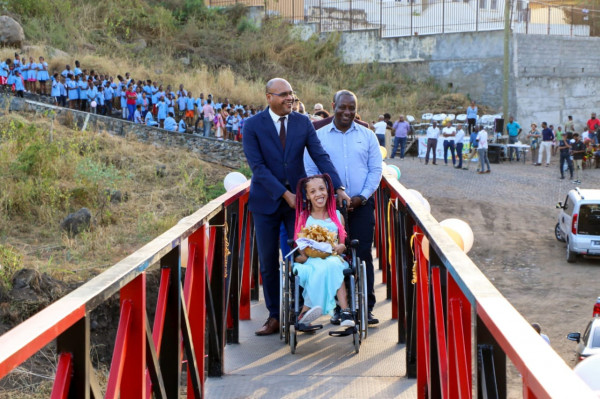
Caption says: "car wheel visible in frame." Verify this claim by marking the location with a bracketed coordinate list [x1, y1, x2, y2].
[555, 223, 566, 242]
[567, 242, 577, 263]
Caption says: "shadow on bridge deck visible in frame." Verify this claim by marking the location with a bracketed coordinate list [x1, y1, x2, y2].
[206, 268, 416, 398]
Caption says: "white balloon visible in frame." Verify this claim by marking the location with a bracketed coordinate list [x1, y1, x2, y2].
[440, 218, 474, 253]
[224, 172, 248, 192]
[407, 189, 431, 213]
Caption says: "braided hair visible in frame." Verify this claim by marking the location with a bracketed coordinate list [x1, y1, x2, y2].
[293, 173, 346, 244]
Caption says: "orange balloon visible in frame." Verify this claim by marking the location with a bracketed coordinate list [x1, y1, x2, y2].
[443, 226, 464, 251]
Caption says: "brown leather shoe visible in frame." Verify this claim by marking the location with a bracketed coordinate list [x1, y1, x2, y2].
[255, 317, 279, 336]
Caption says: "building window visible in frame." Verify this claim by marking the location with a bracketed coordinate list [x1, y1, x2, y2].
[479, 0, 487, 9]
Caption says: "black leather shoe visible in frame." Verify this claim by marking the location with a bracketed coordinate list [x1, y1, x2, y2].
[368, 312, 379, 325]
[330, 307, 341, 325]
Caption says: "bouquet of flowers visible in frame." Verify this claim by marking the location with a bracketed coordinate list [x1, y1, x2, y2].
[296, 224, 337, 259]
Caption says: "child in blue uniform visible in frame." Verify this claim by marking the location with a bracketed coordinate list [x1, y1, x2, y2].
[37, 56, 49, 95]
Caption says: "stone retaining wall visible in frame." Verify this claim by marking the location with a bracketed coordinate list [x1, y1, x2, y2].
[0, 94, 247, 169]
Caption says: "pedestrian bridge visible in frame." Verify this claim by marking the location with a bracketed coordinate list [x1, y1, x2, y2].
[0, 176, 595, 398]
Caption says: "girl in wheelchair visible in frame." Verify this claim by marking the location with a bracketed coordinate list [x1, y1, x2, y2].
[292, 174, 355, 328]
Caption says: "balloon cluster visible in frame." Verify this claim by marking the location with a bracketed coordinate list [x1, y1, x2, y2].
[420, 219, 474, 260]
[381, 147, 402, 181]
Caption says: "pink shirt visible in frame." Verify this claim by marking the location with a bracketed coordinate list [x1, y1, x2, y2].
[203, 104, 215, 121]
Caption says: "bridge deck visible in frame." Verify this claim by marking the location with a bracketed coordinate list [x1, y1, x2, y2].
[205, 268, 416, 398]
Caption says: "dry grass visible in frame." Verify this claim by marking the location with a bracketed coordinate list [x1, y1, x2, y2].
[0, 113, 228, 283]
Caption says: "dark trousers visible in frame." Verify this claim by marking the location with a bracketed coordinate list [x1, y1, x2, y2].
[467, 118, 476, 135]
[348, 197, 376, 311]
[443, 140, 456, 165]
[559, 152, 574, 178]
[105, 101, 112, 116]
[391, 136, 407, 159]
[376, 134, 385, 147]
[252, 202, 295, 320]
[425, 138, 437, 164]
[456, 143, 463, 168]
[508, 135, 520, 161]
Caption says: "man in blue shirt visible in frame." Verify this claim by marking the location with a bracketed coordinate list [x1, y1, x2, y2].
[305, 90, 383, 325]
[506, 116, 522, 161]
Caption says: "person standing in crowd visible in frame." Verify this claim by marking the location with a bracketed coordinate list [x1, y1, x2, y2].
[463, 125, 479, 170]
[564, 115, 575, 135]
[371, 115, 387, 147]
[37, 56, 49, 95]
[538, 122, 554, 166]
[425, 121, 440, 165]
[587, 112, 600, 145]
[454, 123, 465, 169]
[557, 133, 574, 180]
[305, 90, 382, 326]
[202, 99, 215, 137]
[571, 133, 586, 184]
[476, 125, 491, 174]
[506, 116, 522, 162]
[552, 126, 564, 156]
[243, 78, 349, 336]
[390, 114, 412, 159]
[442, 120, 457, 166]
[527, 123, 541, 165]
[466, 100, 478, 135]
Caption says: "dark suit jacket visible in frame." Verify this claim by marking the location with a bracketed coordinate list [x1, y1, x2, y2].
[243, 108, 342, 215]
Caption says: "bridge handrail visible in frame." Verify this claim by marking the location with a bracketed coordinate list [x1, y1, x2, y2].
[378, 176, 595, 398]
[0, 180, 253, 397]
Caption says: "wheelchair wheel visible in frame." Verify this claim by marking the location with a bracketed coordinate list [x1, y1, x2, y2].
[290, 324, 297, 354]
[358, 260, 368, 340]
[283, 260, 291, 344]
[279, 262, 284, 341]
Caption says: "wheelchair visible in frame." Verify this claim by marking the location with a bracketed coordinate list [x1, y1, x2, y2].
[279, 238, 368, 354]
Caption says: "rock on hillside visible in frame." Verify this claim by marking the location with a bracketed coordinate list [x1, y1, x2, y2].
[0, 16, 25, 48]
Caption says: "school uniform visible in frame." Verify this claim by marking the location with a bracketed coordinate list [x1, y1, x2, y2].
[37, 62, 49, 83]
[0, 61, 8, 85]
[179, 119, 187, 133]
[58, 81, 67, 106]
[145, 112, 158, 126]
[156, 100, 167, 123]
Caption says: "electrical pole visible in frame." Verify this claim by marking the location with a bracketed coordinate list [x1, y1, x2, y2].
[503, 0, 511, 122]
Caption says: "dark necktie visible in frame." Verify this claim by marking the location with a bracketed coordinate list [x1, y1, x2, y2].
[279, 116, 286, 148]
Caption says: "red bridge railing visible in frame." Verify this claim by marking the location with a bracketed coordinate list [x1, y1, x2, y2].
[0, 176, 596, 398]
[0, 181, 256, 398]
[375, 176, 596, 398]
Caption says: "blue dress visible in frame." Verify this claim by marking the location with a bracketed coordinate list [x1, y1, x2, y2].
[293, 213, 349, 315]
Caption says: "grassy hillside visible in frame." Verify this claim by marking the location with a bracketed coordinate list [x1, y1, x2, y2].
[0, 112, 229, 289]
[2, 0, 476, 120]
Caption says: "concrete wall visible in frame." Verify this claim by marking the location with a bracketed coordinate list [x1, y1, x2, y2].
[337, 29, 506, 109]
[512, 34, 600, 130]
[333, 29, 600, 129]
[0, 95, 248, 169]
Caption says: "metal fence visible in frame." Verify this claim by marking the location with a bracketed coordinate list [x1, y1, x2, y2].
[207, 0, 599, 38]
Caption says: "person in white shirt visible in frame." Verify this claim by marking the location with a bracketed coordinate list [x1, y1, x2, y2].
[454, 124, 466, 169]
[425, 121, 440, 165]
[442, 121, 457, 166]
[476, 125, 491, 174]
[371, 115, 388, 147]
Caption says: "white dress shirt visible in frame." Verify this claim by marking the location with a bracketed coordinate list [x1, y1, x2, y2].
[269, 108, 288, 136]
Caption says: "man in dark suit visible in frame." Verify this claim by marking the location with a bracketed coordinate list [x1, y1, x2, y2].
[243, 78, 351, 336]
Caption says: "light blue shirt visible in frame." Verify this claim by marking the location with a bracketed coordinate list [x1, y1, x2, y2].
[178, 119, 187, 132]
[305, 121, 382, 199]
[164, 117, 177, 131]
[145, 112, 158, 126]
[466, 106, 478, 119]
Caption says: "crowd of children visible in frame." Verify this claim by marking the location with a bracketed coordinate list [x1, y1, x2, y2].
[1, 53, 262, 141]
